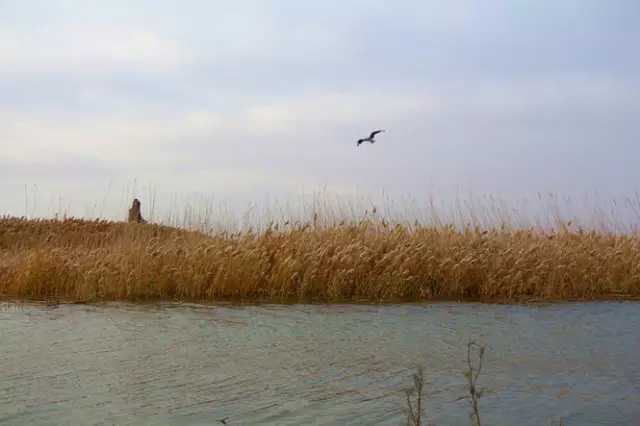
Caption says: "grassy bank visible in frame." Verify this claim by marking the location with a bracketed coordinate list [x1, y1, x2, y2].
[1, 216, 639, 302]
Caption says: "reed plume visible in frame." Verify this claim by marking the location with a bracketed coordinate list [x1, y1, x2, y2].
[1, 216, 639, 302]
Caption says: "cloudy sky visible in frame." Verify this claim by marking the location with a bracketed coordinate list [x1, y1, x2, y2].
[1, 1, 639, 220]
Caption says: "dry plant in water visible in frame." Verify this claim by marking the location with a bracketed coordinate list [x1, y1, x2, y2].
[405, 343, 569, 426]
[405, 366, 426, 426]
[405, 342, 484, 426]
[465, 341, 485, 426]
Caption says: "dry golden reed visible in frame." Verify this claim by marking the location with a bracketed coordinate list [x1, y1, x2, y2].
[1, 216, 639, 302]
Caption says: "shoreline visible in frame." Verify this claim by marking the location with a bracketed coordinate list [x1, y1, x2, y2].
[2, 294, 640, 306]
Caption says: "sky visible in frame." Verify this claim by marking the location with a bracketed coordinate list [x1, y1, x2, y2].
[1, 0, 639, 221]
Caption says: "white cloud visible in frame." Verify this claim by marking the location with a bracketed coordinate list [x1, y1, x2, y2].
[245, 91, 435, 135]
[0, 25, 189, 75]
[0, 109, 226, 166]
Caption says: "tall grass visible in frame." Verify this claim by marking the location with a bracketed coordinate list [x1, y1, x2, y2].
[1, 209, 639, 302]
[15, 186, 640, 235]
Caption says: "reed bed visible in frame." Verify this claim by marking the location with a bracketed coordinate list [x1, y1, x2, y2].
[1, 216, 639, 302]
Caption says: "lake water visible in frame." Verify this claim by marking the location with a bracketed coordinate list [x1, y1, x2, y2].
[1, 302, 639, 425]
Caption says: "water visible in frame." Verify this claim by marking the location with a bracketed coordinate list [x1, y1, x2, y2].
[1, 302, 639, 425]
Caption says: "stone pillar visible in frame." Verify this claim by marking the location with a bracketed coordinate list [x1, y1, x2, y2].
[128, 198, 147, 224]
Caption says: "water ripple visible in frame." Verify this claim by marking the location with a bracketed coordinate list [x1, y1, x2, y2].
[0, 302, 639, 425]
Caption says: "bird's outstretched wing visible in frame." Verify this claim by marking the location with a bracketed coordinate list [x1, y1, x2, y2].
[369, 129, 385, 138]
[357, 139, 364, 146]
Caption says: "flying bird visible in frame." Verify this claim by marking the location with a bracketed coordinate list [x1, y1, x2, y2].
[357, 130, 385, 146]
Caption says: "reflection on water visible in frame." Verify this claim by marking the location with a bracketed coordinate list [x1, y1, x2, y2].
[0, 302, 639, 425]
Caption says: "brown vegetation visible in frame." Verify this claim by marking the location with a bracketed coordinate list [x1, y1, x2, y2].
[1, 216, 639, 302]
